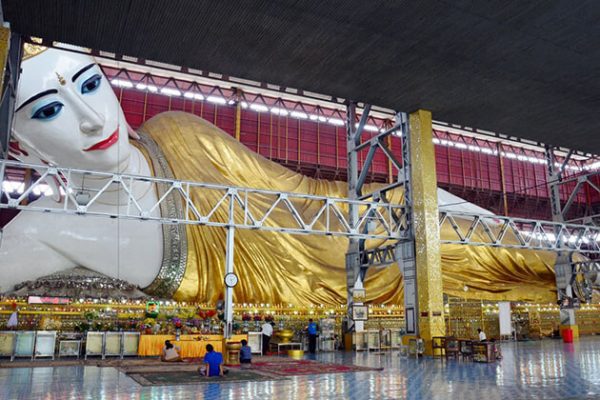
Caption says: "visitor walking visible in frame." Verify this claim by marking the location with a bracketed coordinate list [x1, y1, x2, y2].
[307, 319, 318, 354]
[261, 321, 273, 355]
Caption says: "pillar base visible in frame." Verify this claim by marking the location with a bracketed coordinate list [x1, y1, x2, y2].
[560, 325, 579, 339]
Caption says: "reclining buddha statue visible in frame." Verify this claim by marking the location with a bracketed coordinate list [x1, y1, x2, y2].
[0, 46, 559, 305]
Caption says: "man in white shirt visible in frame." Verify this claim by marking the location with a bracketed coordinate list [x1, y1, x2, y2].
[478, 328, 487, 342]
[261, 322, 274, 355]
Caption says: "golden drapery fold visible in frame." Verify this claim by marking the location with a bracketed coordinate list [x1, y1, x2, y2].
[140, 112, 558, 305]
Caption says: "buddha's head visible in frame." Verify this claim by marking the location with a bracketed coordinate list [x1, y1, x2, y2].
[12, 46, 130, 172]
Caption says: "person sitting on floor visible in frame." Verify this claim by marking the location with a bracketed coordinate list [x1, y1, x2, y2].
[161, 340, 182, 362]
[240, 339, 252, 367]
[198, 344, 227, 377]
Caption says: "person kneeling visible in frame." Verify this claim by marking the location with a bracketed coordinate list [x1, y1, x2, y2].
[198, 344, 228, 377]
[240, 339, 252, 368]
[161, 340, 182, 362]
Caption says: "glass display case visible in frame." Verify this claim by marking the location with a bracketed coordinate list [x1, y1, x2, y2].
[319, 318, 336, 352]
[122, 332, 140, 356]
[104, 332, 122, 358]
[379, 329, 391, 350]
[13, 331, 35, 361]
[353, 331, 367, 351]
[34, 331, 57, 359]
[85, 331, 104, 359]
[408, 338, 424, 358]
[473, 342, 495, 363]
[248, 331, 262, 354]
[58, 340, 81, 358]
[390, 329, 403, 349]
[367, 330, 380, 351]
[0, 331, 16, 358]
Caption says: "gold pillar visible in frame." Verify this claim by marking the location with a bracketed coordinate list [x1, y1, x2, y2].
[409, 109, 445, 354]
[235, 101, 242, 141]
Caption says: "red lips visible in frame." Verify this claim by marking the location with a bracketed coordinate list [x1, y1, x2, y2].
[84, 128, 119, 151]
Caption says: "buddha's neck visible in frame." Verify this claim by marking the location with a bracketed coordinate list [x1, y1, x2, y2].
[71, 147, 155, 207]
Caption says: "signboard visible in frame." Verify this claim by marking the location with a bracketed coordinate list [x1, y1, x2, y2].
[28, 296, 70, 305]
[352, 305, 368, 321]
[145, 301, 159, 317]
[498, 302, 512, 336]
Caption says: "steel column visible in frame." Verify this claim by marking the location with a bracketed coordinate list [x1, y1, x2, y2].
[345, 102, 363, 331]
[545, 146, 577, 333]
[0, 28, 20, 157]
[223, 224, 235, 338]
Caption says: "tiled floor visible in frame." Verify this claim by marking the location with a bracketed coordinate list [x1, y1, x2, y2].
[2, 337, 600, 399]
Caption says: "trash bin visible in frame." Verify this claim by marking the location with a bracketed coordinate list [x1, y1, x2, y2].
[562, 328, 573, 343]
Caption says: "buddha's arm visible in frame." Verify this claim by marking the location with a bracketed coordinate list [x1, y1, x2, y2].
[0, 214, 75, 292]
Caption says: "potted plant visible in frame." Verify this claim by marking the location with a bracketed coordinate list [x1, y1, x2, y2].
[242, 313, 251, 332]
[142, 318, 155, 335]
[253, 314, 263, 330]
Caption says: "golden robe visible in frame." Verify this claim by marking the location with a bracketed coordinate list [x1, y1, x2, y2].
[140, 112, 557, 305]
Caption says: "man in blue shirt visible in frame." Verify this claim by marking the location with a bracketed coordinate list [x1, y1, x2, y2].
[306, 319, 318, 354]
[199, 344, 224, 377]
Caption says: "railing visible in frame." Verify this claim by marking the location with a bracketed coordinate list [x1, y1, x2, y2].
[0, 160, 408, 241]
[2, 159, 599, 253]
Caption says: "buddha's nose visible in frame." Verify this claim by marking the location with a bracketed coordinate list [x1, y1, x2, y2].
[80, 111, 105, 135]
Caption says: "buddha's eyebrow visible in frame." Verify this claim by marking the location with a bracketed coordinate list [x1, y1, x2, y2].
[71, 63, 96, 82]
[15, 89, 58, 112]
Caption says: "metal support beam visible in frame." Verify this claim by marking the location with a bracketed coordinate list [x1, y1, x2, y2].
[223, 225, 235, 338]
[545, 146, 564, 222]
[344, 102, 412, 333]
[545, 145, 577, 333]
[345, 101, 364, 332]
[0, 28, 20, 157]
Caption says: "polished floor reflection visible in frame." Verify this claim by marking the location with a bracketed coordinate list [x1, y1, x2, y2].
[2, 337, 600, 399]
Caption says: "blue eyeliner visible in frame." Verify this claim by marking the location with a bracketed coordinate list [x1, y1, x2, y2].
[31, 99, 63, 121]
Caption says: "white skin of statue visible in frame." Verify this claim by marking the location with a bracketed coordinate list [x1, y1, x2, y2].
[0, 48, 163, 292]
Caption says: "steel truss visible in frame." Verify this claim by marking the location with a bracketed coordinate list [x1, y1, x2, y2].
[545, 147, 600, 226]
[3, 161, 599, 255]
[346, 211, 600, 270]
[439, 211, 600, 254]
[0, 160, 409, 240]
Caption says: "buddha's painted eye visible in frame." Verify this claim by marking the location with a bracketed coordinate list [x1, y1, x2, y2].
[81, 74, 102, 94]
[31, 101, 63, 121]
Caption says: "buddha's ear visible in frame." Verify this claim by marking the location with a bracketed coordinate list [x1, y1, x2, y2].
[7, 137, 62, 203]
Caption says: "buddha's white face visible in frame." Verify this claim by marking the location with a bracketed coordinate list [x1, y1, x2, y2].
[13, 48, 129, 172]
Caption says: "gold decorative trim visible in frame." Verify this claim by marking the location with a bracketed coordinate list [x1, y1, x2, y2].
[22, 42, 48, 61]
[136, 131, 188, 298]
